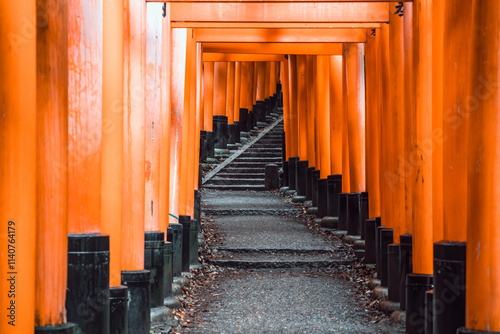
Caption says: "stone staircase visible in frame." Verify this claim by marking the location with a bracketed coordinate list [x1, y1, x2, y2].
[203, 120, 284, 191]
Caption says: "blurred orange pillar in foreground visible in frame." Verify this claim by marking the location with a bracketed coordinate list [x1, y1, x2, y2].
[0, 1, 37, 332]
[464, 2, 500, 331]
[35, 0, 70, 327]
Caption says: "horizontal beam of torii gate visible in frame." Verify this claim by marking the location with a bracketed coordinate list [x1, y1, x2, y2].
[202, 43, 344, 55]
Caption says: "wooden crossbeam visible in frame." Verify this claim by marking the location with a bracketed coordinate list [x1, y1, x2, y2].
[202, 53, 285, 61]
[172, 22, 382, 29]
[203, 42, 344, 55]
[194, 28, 367, 43]
[167, 3, 389, 23]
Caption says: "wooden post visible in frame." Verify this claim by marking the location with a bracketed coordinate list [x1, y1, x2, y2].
[365, 30, 381, 219]
[203, 62, 214, 132]
[403, 2, 414, 234]
[226, 62, 235, 125]
[316, 56, 331, 178]
[145, 3, 163, 233]
[387, 3, 405, 241]
[282, 59, 292, 160]
[102, 0, 124, 286]
[296, 55, 309, 163]
[213, 62, 227, 116]
[463, 2, 500, 330]
[122, 0, 146, 270]
[234, 62, 242, 122]
[288, 56, 299, 159]
[343, 43, 366, 193]
[0, 1, 37, 332]
[306, 55, 318, 169]
[341, 52, 351, 194]
[185, 29, 197, 217]
[256, 61, 266, 101]
[170, 28, 187, 225]
[265, 61, 271, 98]
[35, 0, 69, 328]
[412, 0, 434, 275]
[160, 4, 172, 231]
[329, 56, 343, 176]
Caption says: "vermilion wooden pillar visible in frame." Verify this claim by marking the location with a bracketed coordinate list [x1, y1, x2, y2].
[203, 62, 214, 132]
[269, 62, 277, 98]
[194, 42, 202, 192]
[170, 28, 187, 225]
[185, 30, 197, 217]
[288, 55, 299, 159]
[403, 3, 414, 235]
[226, 62, 235, 124]
[102, 0, 124, 286]
[341, 52, 350, 194]
[343, 43, 366, 193]
[247, 62, 256, 110]
[412, 0, 434, 275]
[234, 62, 241, 122]
[256, 61, 266, 101]
[329, 56, 343, 176]
[122, 0, 146, 270]
[253, 62, 258, 105]
[145, 4, 163, 232]
[0, 1, 36, 333]
[365, 30, 381, 219]
[388, 3, 405, 241]
[35, 0, 69, 328]
[282, 59, 292, 160]
[304, 55, 320, 169]
[432, 0, 444, 243]
[442, 0, 471, 242]
[213, 62, 227, 116]
[160, 6, 172, 231]
[296, 55, 309, 163]
[463, 2, 500, 331]
[378, 23, 391, 229]
[264, 61, 271, 98]
[316, 56, 331, 178]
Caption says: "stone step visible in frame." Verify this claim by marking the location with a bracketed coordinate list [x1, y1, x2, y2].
[202, 184, 267, 191]
[238, 153, 282, 158]
[223, 167, 264, 174]
[215, 173, 265, 179]
[234, 157, 282, 162]
[228, 162, 281, 168]
[207, 177, 265, 185]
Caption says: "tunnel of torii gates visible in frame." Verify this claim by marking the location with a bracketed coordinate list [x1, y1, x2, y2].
[1, 0, 499, 333]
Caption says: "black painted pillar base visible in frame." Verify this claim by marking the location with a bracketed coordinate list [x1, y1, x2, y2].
[388, 243, 401, 302]
[199, 131, 207, 163]
[67, 233, 110, 334]
[163, 242, 173, 298]
[282, 161, 289, 187]
[265, 164, 279, 190]
[35, 323, 75, 334]
[375, 224, 386, 279]
[179, 215, 191, 273]
[360, 192, 369, 240]
[400, 234, 413, 311]
[306, 167, 315, 200]
[194, 190, 201, 223]
[144, 231, 165, 308]
[121, 270, 151, 334]
[213, 115, 228, 149]
[364, 219, 378, 264]
[311, 170, 321, 206]
[205, 132, 215, 159]
[281, 131, 286, 163]
[234, 121, 241, 143]
[228, 123, 237, 144]
[189, 219, 200, 267]
[338, 193, 349, 231]
[288, 157, 299, 190]
[347, 193, 361, 236]
[109, 285, 128, 334]
[167, 223, 183, 277]
[406, 274, 433, 334]
[295, 160, 308, 197]
[316, 179, 328, 218]
[239, 108, 248, 132]
[425, 289, 433, 334]
[326, 175, 342, 217]
[433, 241, 466, 334]
[379, 228, 393, 287]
